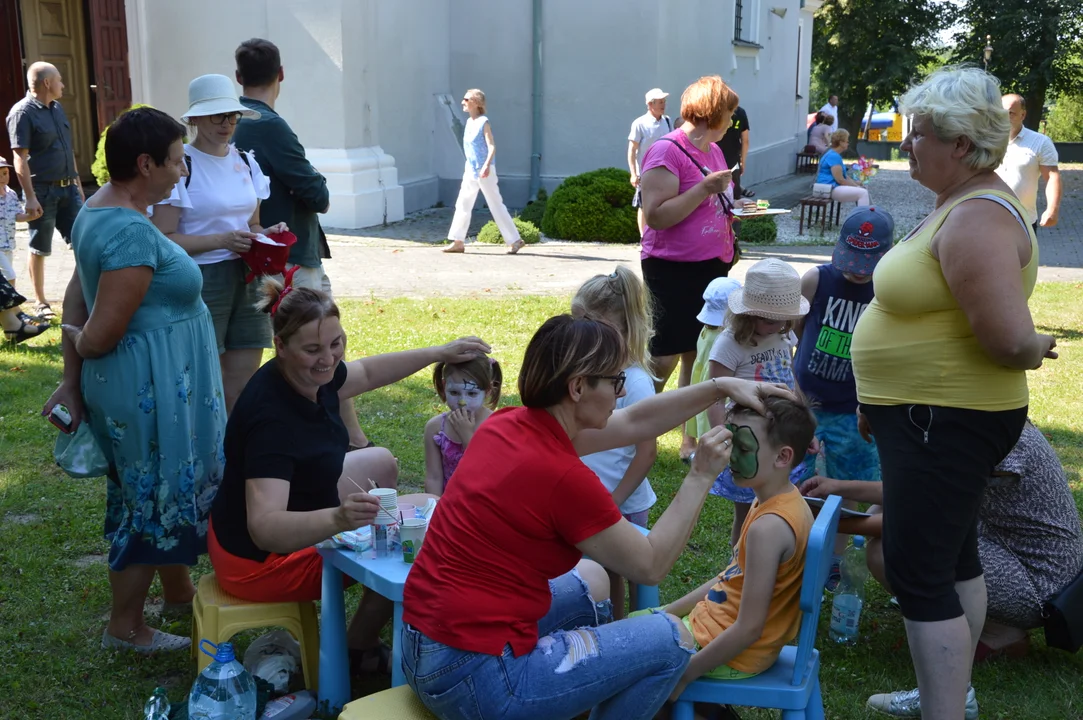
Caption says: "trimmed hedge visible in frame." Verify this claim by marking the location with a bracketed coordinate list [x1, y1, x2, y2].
[738, 215, 778, 244]
[517, 187, 547, 227]
[540, 168, 638, 243]
[477, 217, 541, 245]
[91, 104, 154, 186]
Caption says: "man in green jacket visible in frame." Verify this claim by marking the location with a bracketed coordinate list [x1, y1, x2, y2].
[233, 38, 333, 295]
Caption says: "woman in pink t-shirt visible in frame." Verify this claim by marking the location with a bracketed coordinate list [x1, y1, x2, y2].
[639, 75, 738, 461]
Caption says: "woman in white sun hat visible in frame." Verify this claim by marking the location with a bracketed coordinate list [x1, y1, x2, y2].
[151, 74, 287, 412]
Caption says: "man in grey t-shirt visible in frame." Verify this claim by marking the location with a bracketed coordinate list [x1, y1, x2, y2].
[628, 88, 672, 235]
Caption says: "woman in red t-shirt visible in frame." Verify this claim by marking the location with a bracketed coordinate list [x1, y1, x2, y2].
[402, 314, 792, 720]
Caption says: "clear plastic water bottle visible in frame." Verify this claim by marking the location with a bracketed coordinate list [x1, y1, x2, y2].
[144, 686, 170, 720]
[829, 535, 869, 645]
[188, 640, 257, 720]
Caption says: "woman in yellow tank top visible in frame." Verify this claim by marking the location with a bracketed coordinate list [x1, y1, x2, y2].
[850, 67, 1058, 720]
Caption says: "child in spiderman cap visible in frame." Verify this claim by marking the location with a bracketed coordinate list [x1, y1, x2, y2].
[793, 206, 894, 586]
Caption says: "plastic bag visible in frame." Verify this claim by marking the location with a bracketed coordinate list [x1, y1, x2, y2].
[54, 423, 109, 478]
[242, 630, 301, 694]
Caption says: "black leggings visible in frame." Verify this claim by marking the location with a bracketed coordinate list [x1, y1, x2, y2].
[863, 403, 1027, 622]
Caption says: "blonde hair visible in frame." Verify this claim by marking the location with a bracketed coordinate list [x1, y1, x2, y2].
[679, 76, 739, 130]
[571, 266, 654, 372]
[899, 65, 1010, 172]
[465, 88, 486, 114]
[829, 129, 850, 148]
[725, 309, 793, 347]
[256, 275, 339, 344]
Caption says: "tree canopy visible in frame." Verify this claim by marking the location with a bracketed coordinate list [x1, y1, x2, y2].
[950, 0, 1083, 128]
[812, 0, 946, 143]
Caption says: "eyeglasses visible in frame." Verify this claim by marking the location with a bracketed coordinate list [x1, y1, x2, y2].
[208, 112, 242, 126]
[593, 371, 627, 395]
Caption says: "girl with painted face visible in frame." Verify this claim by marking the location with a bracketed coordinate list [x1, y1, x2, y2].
[705, 258, 811, 551]
[423, 356, 503, 495]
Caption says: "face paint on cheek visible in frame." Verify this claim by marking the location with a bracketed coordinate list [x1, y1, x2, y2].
[726, 423, 761, 479]
[445, 381, 485, 412]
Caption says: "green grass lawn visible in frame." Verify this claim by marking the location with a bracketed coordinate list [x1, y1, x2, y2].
[1, 285, 1081, 719]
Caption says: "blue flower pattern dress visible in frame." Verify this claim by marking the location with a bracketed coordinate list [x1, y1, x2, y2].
[72, 207, 225, 570]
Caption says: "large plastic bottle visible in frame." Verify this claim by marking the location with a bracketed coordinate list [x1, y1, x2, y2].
[829, 535, 869, 645]
[188, 640, 258, 720]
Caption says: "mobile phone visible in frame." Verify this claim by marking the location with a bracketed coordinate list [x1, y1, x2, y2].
[49, 405, 73, 434]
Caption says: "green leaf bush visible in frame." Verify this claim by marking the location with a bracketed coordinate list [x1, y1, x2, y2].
[738, 215, 778, 244]
[477, 217, 541, 245]
[517, 187, 547, 227]
[540, 168, 638, 243]
[91, 104, 154, 186]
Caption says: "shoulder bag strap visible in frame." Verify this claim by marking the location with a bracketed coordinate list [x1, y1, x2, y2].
[657, 137, 733, 217]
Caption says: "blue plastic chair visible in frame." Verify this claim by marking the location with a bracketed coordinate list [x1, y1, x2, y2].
[671, 494, 843, 720]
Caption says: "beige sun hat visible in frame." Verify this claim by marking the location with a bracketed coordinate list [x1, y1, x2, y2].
[181, 74, 260, 122]
[726, 258, 810, 321]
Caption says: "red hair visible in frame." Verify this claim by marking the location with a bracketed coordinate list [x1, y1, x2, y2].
[680, 76, 740, 130]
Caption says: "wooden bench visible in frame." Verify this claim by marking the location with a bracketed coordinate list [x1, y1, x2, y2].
[798, 196, 842, 235]
[796, 151, 820, 174]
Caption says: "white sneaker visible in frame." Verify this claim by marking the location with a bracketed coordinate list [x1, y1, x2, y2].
[866, 685, 978, 720]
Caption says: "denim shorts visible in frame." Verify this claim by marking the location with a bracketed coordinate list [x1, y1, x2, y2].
[28, 183, 82, 256]
[797, 409, 881, 482]
[710, 460, 808, 503]
[403, 569, 693, 720]
[199, 259, 272, 353]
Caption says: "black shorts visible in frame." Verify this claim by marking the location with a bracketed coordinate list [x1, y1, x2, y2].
[642, 256, 732, 357]
[863, 403, 1027, 622]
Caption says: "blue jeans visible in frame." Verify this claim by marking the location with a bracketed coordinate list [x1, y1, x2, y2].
[402, 569, 693, 720]
[28, 183, 82, 256]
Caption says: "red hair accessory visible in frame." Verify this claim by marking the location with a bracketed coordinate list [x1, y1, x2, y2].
[240, 230, 298, 284]
[269, 266, 301, 316]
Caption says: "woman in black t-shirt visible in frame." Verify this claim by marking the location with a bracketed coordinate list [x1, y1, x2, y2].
[209, 271, 489, 673]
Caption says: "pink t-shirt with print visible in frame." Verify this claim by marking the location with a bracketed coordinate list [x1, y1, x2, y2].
[640, 130, 735, 263]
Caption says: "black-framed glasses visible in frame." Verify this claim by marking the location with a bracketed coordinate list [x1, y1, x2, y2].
[593, 371, 627, 395]
[208, 112, 242, 126]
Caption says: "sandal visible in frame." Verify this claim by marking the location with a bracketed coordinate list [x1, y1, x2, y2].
[4, 319, 50, 344]
[17, 311, 46, 325]
[348, 642, 393, 676]
[741, 189, 755, 198]
[507, 239, 525, 255]
[33, 303, 56, 320]
[442, 242, 465, 254]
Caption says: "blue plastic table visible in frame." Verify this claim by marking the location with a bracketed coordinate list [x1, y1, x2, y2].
[316, 524, 660, 713]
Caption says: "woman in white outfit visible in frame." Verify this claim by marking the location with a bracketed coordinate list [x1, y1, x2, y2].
[815, 129, 870, 206]
[443, 89, 524, 255]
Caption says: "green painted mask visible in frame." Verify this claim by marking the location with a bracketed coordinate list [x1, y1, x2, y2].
[726, 423, 761, 479]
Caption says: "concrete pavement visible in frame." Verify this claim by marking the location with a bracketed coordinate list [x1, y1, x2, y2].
[13, 166, 1081, 303]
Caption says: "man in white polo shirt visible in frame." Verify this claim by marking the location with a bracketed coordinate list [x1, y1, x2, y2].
[628, 88, 672, 235]
[995, 94, 1061, 230]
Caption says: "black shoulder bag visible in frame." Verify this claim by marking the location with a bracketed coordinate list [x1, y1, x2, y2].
[656, 137, 740, 265]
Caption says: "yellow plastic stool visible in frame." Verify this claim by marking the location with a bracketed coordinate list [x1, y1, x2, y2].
[338, 685, 436, 719]
[191, 572, 320, 691]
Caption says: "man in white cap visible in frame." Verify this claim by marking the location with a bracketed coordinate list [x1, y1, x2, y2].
[628, 88, 672, 235]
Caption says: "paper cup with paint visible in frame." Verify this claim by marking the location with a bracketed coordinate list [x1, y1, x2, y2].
[398, 503, 417, 522]
[401, 518, 428, 563]
[370, 488, 400, 557]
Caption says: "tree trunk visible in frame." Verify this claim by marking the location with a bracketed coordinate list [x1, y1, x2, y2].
[1024, 85, 1047, 130]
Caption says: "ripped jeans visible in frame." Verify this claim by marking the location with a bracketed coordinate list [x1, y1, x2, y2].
[402, 569, 693, 720]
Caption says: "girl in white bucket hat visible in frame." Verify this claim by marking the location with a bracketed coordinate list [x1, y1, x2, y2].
[705, 257, 810, 549]
[152, 74, 286, 413]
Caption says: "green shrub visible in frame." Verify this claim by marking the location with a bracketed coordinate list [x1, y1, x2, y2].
[540, 168, 638, 243]
[91, 104, 154, 185]
[738, 216, 778, 244]
[517, 187, 547, 227]
[477, 217, 541, 245]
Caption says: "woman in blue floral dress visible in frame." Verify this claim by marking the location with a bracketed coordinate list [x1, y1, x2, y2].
[44, 108, 225, 653]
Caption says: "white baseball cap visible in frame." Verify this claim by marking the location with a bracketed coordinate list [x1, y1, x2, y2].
[645, 88, 669, 103]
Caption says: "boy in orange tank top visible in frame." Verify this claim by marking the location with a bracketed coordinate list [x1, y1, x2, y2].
[654, 395, 817, 704]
